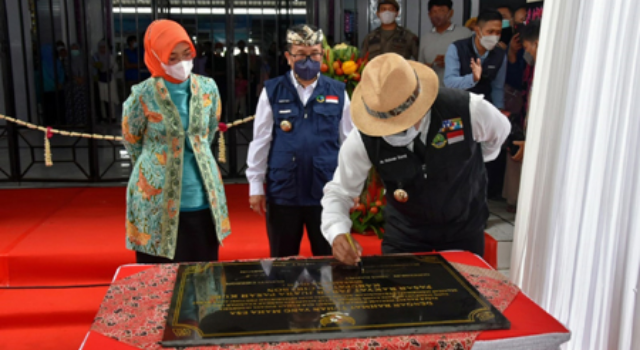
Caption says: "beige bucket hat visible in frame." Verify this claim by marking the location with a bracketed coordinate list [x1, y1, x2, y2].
[351, 53, 439, 136]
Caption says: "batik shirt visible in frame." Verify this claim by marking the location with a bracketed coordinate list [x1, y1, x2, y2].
[122, 74, 231, 259]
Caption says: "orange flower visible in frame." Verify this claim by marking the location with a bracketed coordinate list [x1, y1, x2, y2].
[167, 199, 178, 218]
[137, 168, 162, 200]
[210, 190, 218, 207]
[191, 79, 199, 95]
[122, 116, 141, 144]
[155, 151, 167, 165]
[220, 217, 231, 232]
[215, 97, 222, 119]
[126, 220, 151, 246]
[193, 135, 202, 153]
[172, 138, 181, 158]
[203, 93, 212, 107]
[156, 80, 169, 100]
[140, 96, 163, 123]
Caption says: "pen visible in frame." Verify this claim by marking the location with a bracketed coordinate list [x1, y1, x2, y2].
[344, 232, 364, 272]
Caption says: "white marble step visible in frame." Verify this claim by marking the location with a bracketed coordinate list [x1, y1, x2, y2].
[486, 200, 516, 270]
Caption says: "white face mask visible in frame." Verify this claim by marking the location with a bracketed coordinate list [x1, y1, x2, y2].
[379, 11, 397, 25]
[479, 33, 500, 51]
[383, 115, 427, 147]
[163, 59, 193, 81]
[154, 50, 193, 81]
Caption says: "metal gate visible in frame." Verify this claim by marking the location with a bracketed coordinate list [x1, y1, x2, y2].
[0, 0, 477, 183]
[1, 0, 317, 182]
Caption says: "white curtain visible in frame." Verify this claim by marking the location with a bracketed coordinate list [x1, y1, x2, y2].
[510, 0, 640, 349]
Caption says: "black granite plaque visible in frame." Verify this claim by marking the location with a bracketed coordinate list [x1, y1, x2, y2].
[161, 254, 509, 346]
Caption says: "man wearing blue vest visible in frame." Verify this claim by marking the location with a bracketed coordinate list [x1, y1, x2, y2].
[246, 25, 353, 258]
[443, 8, 507, 110]
[444, 8, 508, 200]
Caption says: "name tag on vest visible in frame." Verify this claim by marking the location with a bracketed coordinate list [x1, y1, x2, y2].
[278, 99, 291, 103]
[380, 154, 408, 164]
[279, 109, 292, 114]
[488, 65, 496, 69]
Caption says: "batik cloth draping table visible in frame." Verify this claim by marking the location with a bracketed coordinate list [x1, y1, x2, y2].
[80, 252, 570, 350]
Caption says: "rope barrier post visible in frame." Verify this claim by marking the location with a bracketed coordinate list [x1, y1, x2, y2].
[0, 114, 255, 171]
[44, 127, 53, 167]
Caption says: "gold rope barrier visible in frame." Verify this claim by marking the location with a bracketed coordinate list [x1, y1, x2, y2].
[0, 114, 255, 166]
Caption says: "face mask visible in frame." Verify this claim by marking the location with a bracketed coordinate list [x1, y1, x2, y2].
[523, 51, 535, 66]
[479, 33, 500, 51]
[154, 50, 193, 81]
[502, 19, 511, 28]
[382, 114, 429, 147]
[164, 59, 193, 81]
[379, 11, 397, 25]
[71, 49, 81, 57]
[293, 57, 320, 81]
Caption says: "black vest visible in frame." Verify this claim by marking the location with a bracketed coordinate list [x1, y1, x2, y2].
[453, 37, 505, 103]
[360, 88, 488, 252]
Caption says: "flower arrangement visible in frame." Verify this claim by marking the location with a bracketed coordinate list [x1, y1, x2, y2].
[349, 169, 386, 238]
[320, 41, 385, 239]
[320, 41, 370, 97]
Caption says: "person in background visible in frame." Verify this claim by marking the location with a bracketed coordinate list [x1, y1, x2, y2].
[247, 45, 262, 115]
[266, 42, 278, 78]
[193, 42, 208, 76]
[496, 5, 514, 50]
[211, 42, 227, 112]
[504, 26, 527, 117]
[64, 43, 88, 125]
[235, 40, 250, 117]
[121, 19, 231, 263]
[93, 40, 120, 123]
[321, 53, 510, 264]
[362, 0, 419, 60]
[41, 44, 66, 125]
[246, 24, 353, 258]
[502, 20, 540, 213]
[444, 9, 506, 109]
[465, 17, 477, 31]
[277, 43, 290, 77]
[514, 7, 527, 27]
[444, 9, 507, 200]
[419, 0, 471, 85]
[124, 35, 143, 95]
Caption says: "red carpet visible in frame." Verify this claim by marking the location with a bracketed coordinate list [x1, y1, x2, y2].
[0, 184, 383, 350]
[0, 184, 383, 288]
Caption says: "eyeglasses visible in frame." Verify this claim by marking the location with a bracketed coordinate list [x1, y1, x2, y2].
[289, 52, 323, 61]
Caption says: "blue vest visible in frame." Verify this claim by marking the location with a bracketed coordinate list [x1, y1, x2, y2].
[453, 37, 505, 103]
[264, 73, 346, 206]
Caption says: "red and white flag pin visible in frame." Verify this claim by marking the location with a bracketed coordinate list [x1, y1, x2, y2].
[447, 130, 465, 144]
[326, 95, 339, 104]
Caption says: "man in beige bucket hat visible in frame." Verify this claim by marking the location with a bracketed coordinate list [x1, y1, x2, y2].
[321, 53, 510, 265]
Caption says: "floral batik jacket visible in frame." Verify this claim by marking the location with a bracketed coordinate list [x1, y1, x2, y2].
[122, 75, 231, 259]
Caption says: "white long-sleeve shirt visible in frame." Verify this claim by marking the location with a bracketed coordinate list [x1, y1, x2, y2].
[246, 72, 353, 196]
[321, 93, 511, 245]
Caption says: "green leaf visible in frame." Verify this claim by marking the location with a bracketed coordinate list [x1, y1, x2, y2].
[371, 226, 384, 239]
